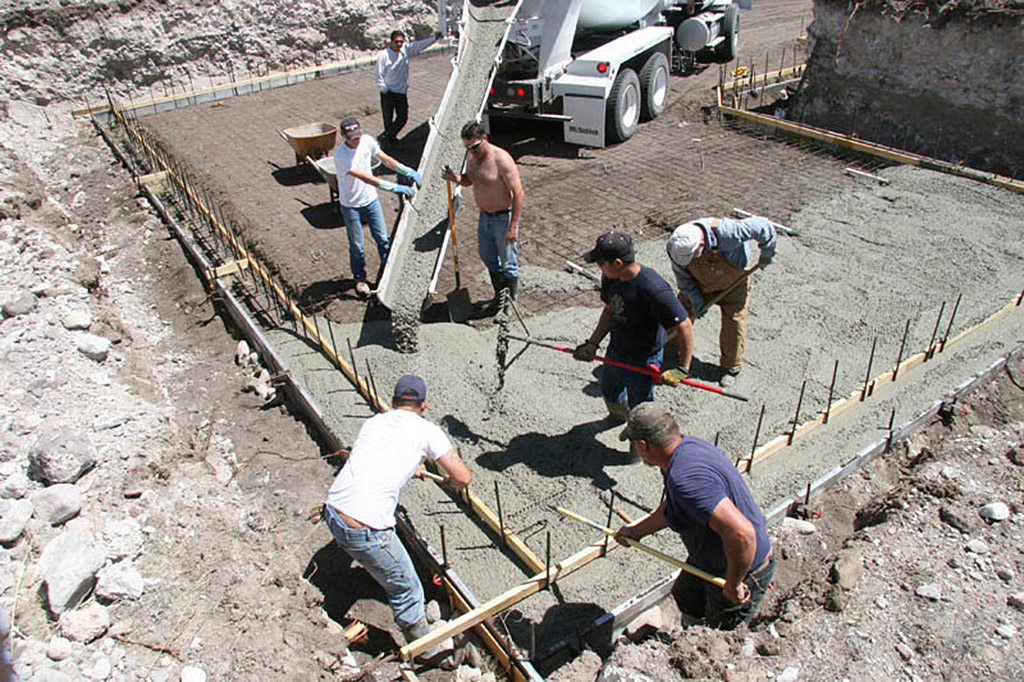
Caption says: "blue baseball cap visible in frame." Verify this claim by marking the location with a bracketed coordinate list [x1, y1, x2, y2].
[393, 375, 427, 401]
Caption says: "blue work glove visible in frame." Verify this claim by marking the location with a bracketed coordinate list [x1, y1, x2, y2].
[378, 180, 415, 197]
[395, 163, 423, 186]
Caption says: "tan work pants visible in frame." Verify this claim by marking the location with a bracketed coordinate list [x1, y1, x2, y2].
[681, 252, 750, 371]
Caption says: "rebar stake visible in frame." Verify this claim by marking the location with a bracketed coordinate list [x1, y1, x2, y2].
[788, 380, 806, 446]
[714, 431, 721, 448]
[529, 622, 536, 661]
[440, 524, 448, 568]
[925, 300, 946, 360]
[861, 337, 877, 401]
[938, 293, 962, 354]
[892, 319, 910, 381]
[346, 338, 359, 386]
[545, 530, 551, 591]
[494, 481, 506, 548]
[1016, 288, 1024, 307]
[804, 483, 812, 506]
[748, 404, 766, 474]
[327, 321, 340, 369]
[365, 360, 380, 412]
[823, 360, 839, 424]
[602, 490, 615, 556]
[884, 407, 896, 453]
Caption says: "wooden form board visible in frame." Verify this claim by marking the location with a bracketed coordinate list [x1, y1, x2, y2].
[400, 536, 625, 661]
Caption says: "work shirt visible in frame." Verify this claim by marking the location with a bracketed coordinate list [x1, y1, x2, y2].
[669, 216, 776, 314]
[326, 409, 453, 529]
[662, 436, 771, 576]
[601, 266, 688, 357]
[333, 135, 380, 208]
[376, 36, 435, 94]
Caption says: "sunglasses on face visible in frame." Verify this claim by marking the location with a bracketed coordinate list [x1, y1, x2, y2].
[464, 139, 483, 151]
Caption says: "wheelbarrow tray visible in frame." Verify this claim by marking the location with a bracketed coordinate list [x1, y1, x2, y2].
[308, 155, 339, 205]
[277, 122, 337, 166]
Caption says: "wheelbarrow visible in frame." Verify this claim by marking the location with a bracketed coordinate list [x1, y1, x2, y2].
[307, 155, 339, 205]
[276, 122, 337, 166]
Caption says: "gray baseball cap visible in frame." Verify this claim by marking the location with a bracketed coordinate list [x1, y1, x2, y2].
[618, 402, 676, 442]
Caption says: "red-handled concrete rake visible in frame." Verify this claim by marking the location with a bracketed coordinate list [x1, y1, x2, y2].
[504, 333, 749, 402]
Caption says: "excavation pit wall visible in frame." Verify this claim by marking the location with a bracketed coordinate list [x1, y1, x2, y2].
[238, 164, 1024, 649]
[791, 0, 1024, 178]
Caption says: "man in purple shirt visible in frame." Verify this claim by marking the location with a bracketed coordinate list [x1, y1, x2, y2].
[616, 402, 775, 629]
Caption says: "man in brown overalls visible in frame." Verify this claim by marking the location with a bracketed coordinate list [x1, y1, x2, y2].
[666, 216, 776, 387]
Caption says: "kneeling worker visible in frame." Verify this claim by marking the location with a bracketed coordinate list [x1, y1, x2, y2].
[324, 375, 471, 661]
[666, 216, 776, 387]
[616, 402, 774, 629]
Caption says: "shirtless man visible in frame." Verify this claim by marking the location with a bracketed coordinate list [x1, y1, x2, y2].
[441, 121, 525, 309]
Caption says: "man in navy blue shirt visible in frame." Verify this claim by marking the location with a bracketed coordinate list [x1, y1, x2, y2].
[574, 232, 694, 422]
[616, 402, 775, 629]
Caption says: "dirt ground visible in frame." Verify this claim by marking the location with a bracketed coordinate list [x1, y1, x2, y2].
[3, 0, 1024, 680]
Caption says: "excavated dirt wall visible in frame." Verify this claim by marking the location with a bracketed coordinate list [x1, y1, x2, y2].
[791, 0, 1024, 177]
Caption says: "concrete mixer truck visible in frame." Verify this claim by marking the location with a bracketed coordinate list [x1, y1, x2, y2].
[484, 0, 750, 147]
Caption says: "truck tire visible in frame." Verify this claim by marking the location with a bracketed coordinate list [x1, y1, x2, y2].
[606, 68, 641, 144]
[639, 52, 670, 121]
[716, 3, 739, 62]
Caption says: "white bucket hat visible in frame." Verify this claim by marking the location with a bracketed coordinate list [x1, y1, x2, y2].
[667, 222, 704, 268]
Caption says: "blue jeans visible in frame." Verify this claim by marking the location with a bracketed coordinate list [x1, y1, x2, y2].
[600, 345, 663, 408]
[477, 210, 518, 277]
[340, 198, 390, 282]
[325, 505, 425, 629]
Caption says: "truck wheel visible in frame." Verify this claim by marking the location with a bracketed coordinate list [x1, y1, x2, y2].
[639, 52, 670, 121]
[606, 68, 641, 144]
[716, 3, 739, 62]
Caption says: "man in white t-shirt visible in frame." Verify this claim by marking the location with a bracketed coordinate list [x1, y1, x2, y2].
[376, 30, 440, 144]
[333, 117, 422, 297]
[325, 375, 471, 659]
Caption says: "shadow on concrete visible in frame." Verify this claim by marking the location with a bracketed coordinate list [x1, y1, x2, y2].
[487, 117, 581, 162]
[303, 541, 401, 654]
[386, 120, 430, 167]
[300, 202, 344, 230]
[270, 162, 317, 187]
[476, 420, 629, 490]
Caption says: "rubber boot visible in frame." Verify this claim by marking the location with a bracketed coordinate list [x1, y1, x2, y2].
[484, 271, 506, 316]
[505, 275, 518, 301]
[402, 619, 454, 667]
[604, 399, 629, 425]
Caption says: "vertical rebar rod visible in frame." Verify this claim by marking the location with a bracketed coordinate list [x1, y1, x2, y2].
[603, 490, 615, 555]
[1016, 288, 1024, 307]
[545, 531, 551, 590]
[861, 337, 877, 401]
[714, 431, 721, 448]
[892, 319, 911, 381]
[365, 360, 379, 413]
[787, 380, 806, 446]
[823, 360, 839, 424]
[327, 321, 339, 368]
[529, 622, 536, 661]
[311, 308, 322, 346]
[346, 338, 359, 386]
[925, 300, 946, 360]
[804, 483, 811, 506]
[494, 481, 506, 548]
[938, 293, 962, 353]
[440, 524, 448, 568]
[748, 404, 766, 473]
[884, 407, 896, 453]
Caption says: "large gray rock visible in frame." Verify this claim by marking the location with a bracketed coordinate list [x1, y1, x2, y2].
[61, 309, 92, 330]
[0, 470, 31, 499]
[38, 528, 107, 614]
[2, 290, 37, 317]
[95, 561, 144, 601]
[597, 664, 655, 682]
[76, 334, 111, 362]
[31, 484, 83, 525]
[28, 427, 96, 484]
[979, 502, 1010, 522]
[58, 603, 109, 643]
[46, 635, 73, 661]
[831, 551, 863, 590]
[0, 498, 34, 545]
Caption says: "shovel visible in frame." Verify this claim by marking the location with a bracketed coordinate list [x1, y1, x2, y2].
[445, 179, 473, 323]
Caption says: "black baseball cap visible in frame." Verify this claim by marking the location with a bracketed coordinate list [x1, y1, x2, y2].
[340, 117, 363, 140]
[583, 232, 635, 263]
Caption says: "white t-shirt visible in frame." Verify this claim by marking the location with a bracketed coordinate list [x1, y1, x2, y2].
[326, 409, 453, 529]
[333, 135, 381, 208]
